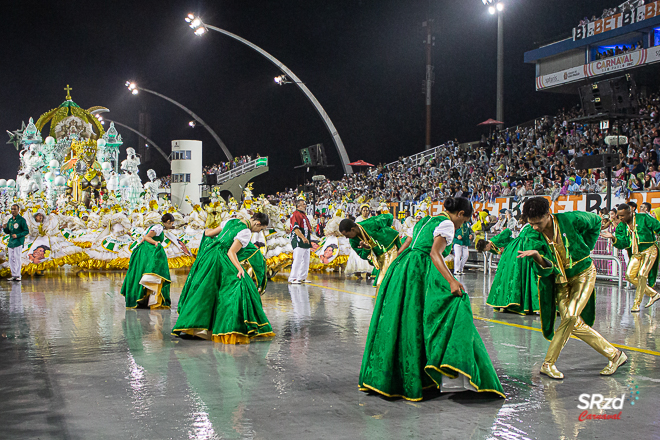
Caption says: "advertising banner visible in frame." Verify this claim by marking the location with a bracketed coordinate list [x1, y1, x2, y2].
[387, 192, 660, 219]
[573, 1, 657, 41]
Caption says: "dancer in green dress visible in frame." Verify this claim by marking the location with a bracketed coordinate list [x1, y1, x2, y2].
[479, 218, 540, 315]
[359, 197, 505, 401]
[172, 212, 274, 344]
[120, 213, 175, 309]
[339, 213, 402, 294]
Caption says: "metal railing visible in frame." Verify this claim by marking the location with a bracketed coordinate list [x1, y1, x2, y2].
[480, 238, 625, 289]
[384, 144, 446, 169]
[215, 157, 268, 185]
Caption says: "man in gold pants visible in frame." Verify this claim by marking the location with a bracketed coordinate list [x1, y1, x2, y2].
[602, 203, 660, 312]
[517, 197, 626, 379]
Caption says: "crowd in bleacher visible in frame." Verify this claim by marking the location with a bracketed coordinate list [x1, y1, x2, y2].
[203, 155, 260, 176]
[269, 87, 660, 209]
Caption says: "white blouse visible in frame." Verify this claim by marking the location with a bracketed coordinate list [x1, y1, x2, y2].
[235, 228, 252, 248]
[148, 224, 164, 236]
[433, 220, 455, 246]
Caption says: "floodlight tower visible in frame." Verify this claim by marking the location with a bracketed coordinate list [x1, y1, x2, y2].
[482, 0, 505, 128]
[185, 13, 354, 175]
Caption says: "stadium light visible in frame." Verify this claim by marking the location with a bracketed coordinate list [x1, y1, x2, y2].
[125, 80, 233, 160]
[186, 13, 208, 36]
[481, 0, 505, 128]
[185, 14, 354, 174]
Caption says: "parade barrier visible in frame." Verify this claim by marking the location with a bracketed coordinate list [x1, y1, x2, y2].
[465, 234, 626, 289]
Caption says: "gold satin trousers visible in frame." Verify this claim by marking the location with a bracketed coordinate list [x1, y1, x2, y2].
[626, 245, 659, 308]
[544, 264, 618, 364]
[374, 247, 399, 296]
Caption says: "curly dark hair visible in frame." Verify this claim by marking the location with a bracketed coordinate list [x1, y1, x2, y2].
[522, 197, 550, 220]
[339, 219, 357, 233]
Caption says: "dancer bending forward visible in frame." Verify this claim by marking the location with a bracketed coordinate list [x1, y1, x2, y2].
[173, 213, 274, 344]
[359, 197, 505, 401]
[121, 213, 175, 309]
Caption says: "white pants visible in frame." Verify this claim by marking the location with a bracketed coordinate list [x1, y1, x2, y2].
[454, 245, 469, 273]
[289, 247, 310, 282]
[9, 246, 22, 278]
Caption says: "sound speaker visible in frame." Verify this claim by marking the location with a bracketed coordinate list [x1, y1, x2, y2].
[203, 173, 217, 185]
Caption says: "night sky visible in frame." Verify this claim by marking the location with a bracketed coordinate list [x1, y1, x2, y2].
[0, 0, 612, 195]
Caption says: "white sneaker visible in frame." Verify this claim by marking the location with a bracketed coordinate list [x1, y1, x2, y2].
[6, 277, 15, 281]
[14, 277, 21, 281]
[291, 280, 301, 284]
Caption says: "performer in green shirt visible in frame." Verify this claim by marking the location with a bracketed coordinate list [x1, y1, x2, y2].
[339, 213, 401, 294]
[3, 204, 29, 281]
[517, 197, 625, 379]
[602, 203, 660, 312]
[452, 222, 472, 275]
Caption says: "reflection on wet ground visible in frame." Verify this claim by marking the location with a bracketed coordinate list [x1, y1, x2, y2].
[0, 268, 658, 439]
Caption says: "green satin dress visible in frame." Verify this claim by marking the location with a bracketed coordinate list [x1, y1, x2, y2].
[172, 219, 274, 344]
[359, 214, 505, 401]
[120, 224, 171, 309]
[486, 224, 540, 314]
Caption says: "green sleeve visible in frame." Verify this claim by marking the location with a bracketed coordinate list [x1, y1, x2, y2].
[2, 223, 9, 235]
[612, 222, 630, 250]
[349, 235, 371, 260]
[489, 228, 513, 251]
[570, 211, 602, 251]
[522, 235, 557, 278]
[645, 214, 660, 234]
[360, 214, 393, 232]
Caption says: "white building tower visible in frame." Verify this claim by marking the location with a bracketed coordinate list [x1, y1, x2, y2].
[170, 140, 202, 214]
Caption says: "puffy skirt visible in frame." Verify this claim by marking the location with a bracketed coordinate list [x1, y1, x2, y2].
[345, 249, 373, 275]
[359, 248, 505, 400]
[486, 238, 540, 315]
[120, 242, 171, 309]
[173, 247, 274, 344]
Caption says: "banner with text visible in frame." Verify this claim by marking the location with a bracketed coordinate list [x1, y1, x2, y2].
[573, 1, 658, 41]
[388, 192, 660, 219]
[536, 47, 660, 90]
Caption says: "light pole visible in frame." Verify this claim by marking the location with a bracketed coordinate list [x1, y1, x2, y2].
[483, 0, 504, 128]
[125, 81, 233, 161]
[185, 14, 354, 175]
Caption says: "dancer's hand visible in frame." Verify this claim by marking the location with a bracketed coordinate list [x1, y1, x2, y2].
[601, 231, 614, 239]
[449, 279, 464, 297]
[517, 250, 539, 259]
[237, 267, 245, 279]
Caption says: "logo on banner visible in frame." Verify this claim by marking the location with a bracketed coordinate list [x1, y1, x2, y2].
[577, 381, 641, 421]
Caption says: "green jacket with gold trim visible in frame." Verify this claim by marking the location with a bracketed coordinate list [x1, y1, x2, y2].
[487, 228, 513, 254]
[521, 211, 601, 340]
[350, 213, 401, 261]
[612, 212, 660, 287]
[612, 213, 660, 255]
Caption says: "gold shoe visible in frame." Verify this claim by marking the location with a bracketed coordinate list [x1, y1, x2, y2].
[631, 304, 641, 312]
[600, 351, 627, 376]
[540, 362, 564, 379]
[645, 293, 660, 309]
